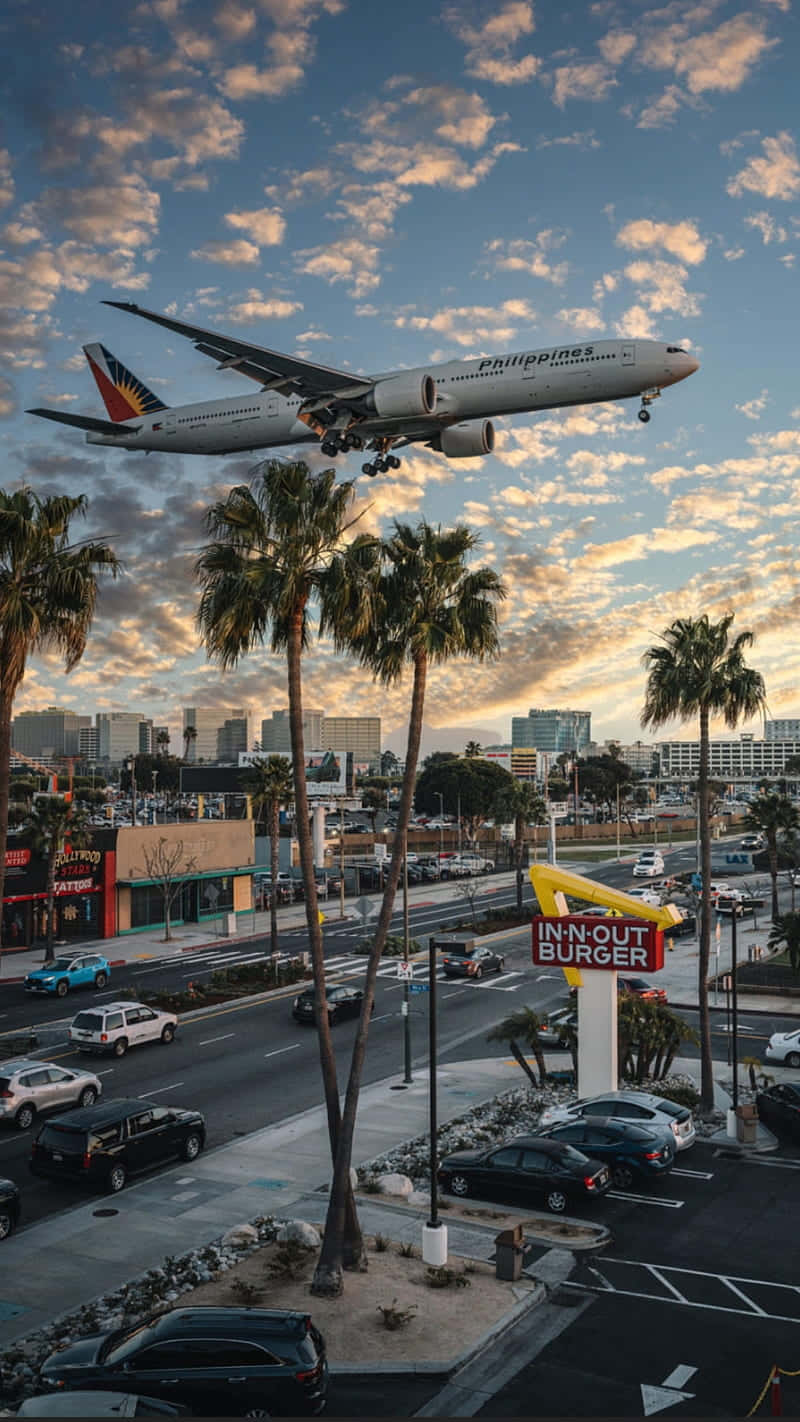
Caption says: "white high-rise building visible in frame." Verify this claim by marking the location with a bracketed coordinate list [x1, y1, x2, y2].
[96, 712, 153, 763]
[182, 707, 246, 762]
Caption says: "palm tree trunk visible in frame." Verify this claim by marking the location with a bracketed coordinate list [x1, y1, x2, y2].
[515, 811, 524, 914]
[768, 837, 779, 921]
[270, 800, 279, 953]
[698, 705, 714, 1114]
[510, 1038, 540, 1089]
[320, 651, 428, 1290]
[0, 686, 13, 957]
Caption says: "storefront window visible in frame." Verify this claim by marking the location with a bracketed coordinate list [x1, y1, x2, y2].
[198, 875, 233, 917]
[131, 885, 166, 930]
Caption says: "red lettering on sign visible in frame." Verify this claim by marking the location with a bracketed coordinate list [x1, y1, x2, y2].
[4, 848, 31, 868]
[532, 915, 664, 973]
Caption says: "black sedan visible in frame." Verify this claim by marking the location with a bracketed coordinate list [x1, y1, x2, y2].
[292, 983, 370, 1025]
[441, 944, 505, 978]
[756, 1083, 800, 1140]
[536, 1117, 674, 1189]
[0, 1176, 20, 1240]
[437, 1134, 610, 1214]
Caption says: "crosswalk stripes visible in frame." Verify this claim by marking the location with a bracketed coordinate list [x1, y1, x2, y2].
[567, 1257, 800, 1323]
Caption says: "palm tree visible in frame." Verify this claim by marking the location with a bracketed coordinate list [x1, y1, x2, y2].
[320, 520, 504, 1292]
[641, 614, 766, 1113]
[21, 796, 93, 962]
[196, 459, 371, 1295]
[0, 488, 120, 950]
[498, 781, 547, 912]
[744, 793, 800, 920]
[464, 740, 483, 757]
[486, 1006, 548, 1088]
[182, 725, 197, 761]
[241, 754, 295, 952]
[156, 729, 170, 756]
[767, 912, 800, 977]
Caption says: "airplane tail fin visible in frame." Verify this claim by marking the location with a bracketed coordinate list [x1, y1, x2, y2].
[83, 342, 168, 422]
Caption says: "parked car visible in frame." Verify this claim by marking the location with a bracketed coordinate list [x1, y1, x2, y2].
[0, 1058, 102, 1130]
[623, 886, 661, 906]
[438, 858, 472, 879]
[664, 911, 697, 939]
[37, 1307, 328, 1417]
[17, 1393, 190, 1417]
[633, 851, 665, 878]
[30, 1099, 206, 1194]
[764, 1027, 800, 1068]
[24, 953, 111, 998]
[69, 1002, 178, 1058]
[755, 1082, 800, 1139]
[292, 983, 370, 1025]
[441, 943, 505, 978]
[618, 976, 668, 1004]
[441, 853, 492, 877]
[437, 1134, 610, 1213]
[536, 1117, 674, 1189]
[538, 1089, 696, 1151]
[407, 860, 440, 883]
[0, 1177, 20, 1240]
[535, 1006, 578, 1049]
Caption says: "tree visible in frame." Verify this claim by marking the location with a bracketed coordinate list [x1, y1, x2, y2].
[182, 724, 197, 761]
[415, 756, 515, 839]
[494, 780, 547, 912]
[745, 793, 800, 920]
[196, 459, 372, 1296]
[21, 797, 93, 962]
[241, 755, 295, 952]
[641, 613, 765, 1113]
[0, 488, 120, 951]
[136, 837, 199, 942]
[486, 1007, 548, 1088]
[767, 913, 800, 975]
[360, 785, 386, 832]
[464, 740, 483, 757]
[321, 519, 504, 1296]
[380, 749, 400, 777]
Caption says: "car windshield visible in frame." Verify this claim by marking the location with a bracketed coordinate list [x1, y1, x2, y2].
[102, 1319, 161, 1365]
[46, 959, 74, 972]
[650, 1099, 687, 1119]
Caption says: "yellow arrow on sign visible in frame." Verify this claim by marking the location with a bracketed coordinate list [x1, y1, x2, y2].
[318, 911, 325, 926]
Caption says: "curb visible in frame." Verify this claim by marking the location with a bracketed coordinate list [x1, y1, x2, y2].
[349, 1192, 611, 1254]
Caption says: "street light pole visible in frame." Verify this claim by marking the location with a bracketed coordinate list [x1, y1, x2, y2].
[402, 830, 412, 1084]
[616, 783, 621, 860]
[731, 904, 739, 1114]
[422, 929, 447, 1267]
[127, 757, 137, 826]
[151, 770, 158, 825]
[436, 791, 444, 863]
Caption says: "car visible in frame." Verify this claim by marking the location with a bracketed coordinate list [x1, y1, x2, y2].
[0, 1058, 103, 1130]
[69, 1002, 178, 1058]
[437, 1134, 610, 1214]
[17, 1393, 190, 1417]
[535, 1006, 578, 1049]
[292, 982, 370, 1025]
[618, 976, 668, 1004]
[441, 943, 505, 978]
[663, 910, 697, 939]
[755, 1082, 800, 1139]
[37, 1307, 328, 1417]
[623, 886, 661, 906]
[29, 1098, 206, 1194]
[632, 852, 665, 878]
[764, 1027, 800, 1068]
[740, 833, 765, 849]
[24, 953, 111, 997]
[438, 858, 472, 878]
[441, 853, 492, 876]
[0, 1177, 20, 1240]
[538, 1089, 696, 1151]
[536, 1117, 675, 1189]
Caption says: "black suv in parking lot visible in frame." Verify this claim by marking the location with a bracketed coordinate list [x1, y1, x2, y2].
[38, 1306, 328, 1417]
[30, 1099, 206, 1194]
[0, 1177, 20, 1240]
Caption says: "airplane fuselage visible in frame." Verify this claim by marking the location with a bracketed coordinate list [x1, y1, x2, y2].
[85, 337, 698, 455]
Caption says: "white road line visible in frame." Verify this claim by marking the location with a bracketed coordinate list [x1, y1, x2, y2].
[97, 1069, 115, 1076]
[744, 1156, 800, 1171]
[264, 1044, 301, 1059]
[663, 1365, 697, 1389]
[720, 1277, 768, 1315]
[607, 1191, 684, 1208]
[198, 1033, 236, 1046]
[563, 1280, 800, 1324]
[647, 1265, 690, 1302]
[672, 1168, 714, 1180]
[371, 1013, 394, 1023]
[147, 1082, 185, 1095]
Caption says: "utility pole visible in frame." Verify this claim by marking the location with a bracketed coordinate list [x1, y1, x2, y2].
[616, 783, 621, 861]
[402, 831, 412, 1083]
[151, 770, 158, 825]
[127, 757, 137, 827]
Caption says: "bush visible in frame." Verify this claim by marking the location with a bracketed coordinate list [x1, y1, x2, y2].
[377, 1299, 417, 1330]
[651, 1083, 700, 1110]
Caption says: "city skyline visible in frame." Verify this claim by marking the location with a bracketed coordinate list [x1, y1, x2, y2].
[6, 0, 800, 744]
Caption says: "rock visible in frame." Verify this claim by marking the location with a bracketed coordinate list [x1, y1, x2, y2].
[276, 1220, 321, 1248]
[376, 1172, 414, 1197]
[221, 1223, 259, 1248]
[407, 1189, 431, 1207]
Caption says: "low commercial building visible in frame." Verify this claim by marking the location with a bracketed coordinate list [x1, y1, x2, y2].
[114, 820, 256, 935]
[658, 734, 800, 781]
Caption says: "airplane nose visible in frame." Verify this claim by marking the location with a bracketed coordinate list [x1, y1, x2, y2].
[686, 355, 700, 374]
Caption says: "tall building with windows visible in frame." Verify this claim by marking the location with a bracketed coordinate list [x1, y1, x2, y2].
[78, 726, 99, 761]
[512, 708, 591, 755]
[12, 708, 90, 760]
[765, 718, 800, 741]
[260, 708, 324, 752]
[217, 717, 249, 761]
[321, 716, 381, 770]
[96, 712, 153, 763]
[182, 707, 246, 762]
[658, 734, 800, 780]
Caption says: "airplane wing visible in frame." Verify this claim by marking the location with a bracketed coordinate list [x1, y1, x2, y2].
[27, 408, 141, 435]
[102, 301, 373, 405]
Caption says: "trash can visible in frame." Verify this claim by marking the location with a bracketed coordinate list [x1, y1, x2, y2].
[495, 1224, 524, 1281]
[736, 1103, 758, 1145]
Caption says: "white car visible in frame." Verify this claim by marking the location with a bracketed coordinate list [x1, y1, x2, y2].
[632, 852, 665, 877]
[69, 1001, 178, 1058]
[538, 1089, 696, 1151]
[623, 886, 662, 906]
[765, 1028, 800, 1069]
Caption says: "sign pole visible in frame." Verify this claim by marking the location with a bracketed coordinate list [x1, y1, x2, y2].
[402, 832, 412, 1084]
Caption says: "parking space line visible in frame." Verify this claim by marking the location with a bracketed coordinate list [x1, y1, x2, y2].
[672, 1168, 714, 1179]
[607, 1191, 684, 1208]
[147, 1082, 185, 1095]
[647, 1265, 690, 1302]
[720, 1277, 768, 1315]
[264, 1044, 300, 1059]
[198, 1033, 236, 1046]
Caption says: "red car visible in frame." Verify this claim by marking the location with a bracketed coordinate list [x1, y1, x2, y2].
[571, 976, 667, 1004]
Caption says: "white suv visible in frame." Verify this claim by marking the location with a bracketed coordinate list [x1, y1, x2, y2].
[633, 850, 665, 877]
[69, 1001, 178, 1058]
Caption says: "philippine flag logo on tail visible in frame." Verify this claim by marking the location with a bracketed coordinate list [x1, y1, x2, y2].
[83, 343, 168, 422]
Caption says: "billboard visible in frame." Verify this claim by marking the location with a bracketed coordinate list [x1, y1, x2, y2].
[238, 749, 353, 797]
[710, 852, 754, 876]
[532, 915, 664, 973]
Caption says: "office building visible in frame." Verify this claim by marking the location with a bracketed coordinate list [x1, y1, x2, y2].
[589, 741, 657, 775]
[260, 708, 324, 752]
[658, 734, 800, 781]
[96, 712, 153, 763]
[512, 708, 591, 755]
[12, 708, 90, 760]
[321, 716, 381, 770]
[78, 726, 99, 761]
[183, 707, 246, 763]
[765, 718, 800, 741]
[480, 746, 538, 781]
[217, 717, 249, 761]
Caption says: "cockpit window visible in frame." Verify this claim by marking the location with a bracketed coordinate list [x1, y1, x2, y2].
[666, 346, 687, 353]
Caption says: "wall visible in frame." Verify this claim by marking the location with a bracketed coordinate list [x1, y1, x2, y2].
[115, 820, 254, 880]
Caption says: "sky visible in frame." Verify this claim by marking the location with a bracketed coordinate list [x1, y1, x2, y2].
[3, 0, 800, 755]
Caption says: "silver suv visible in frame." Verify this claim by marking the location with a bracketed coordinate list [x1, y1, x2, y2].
[0, 1059, 102, 1131]
[69, 1001, 178, 1057]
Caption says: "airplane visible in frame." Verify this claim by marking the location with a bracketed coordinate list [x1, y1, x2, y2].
[28, 301, 700, 477]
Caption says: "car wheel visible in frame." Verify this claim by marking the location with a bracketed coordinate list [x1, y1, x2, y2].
[328, 1010, 337, 1026]
[449, 1173, 470, 1197]
[161, 1024, 175, 1044]
[495, 958, 504, 974]
[113, 1037, 128, 1058]
[55, 979, 69, 998]
[78, 1086, 98, 1108]
[181, 1132, 202, 1162]
[0, 1210, 14, 1241]
[94, 972, 108, 988]
[243, 1409, 272, 1420]
[473, 966, 483, 980]
[106, 1164, 127, 1193]
[545, 1188, 568, 1213]
[15, 1104, 35, 1131]
[611, 1163, 635, 1190]
[786, 1052, 800, 1069]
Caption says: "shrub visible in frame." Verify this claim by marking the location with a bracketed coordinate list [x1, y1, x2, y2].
[425, 1265, 471, 1289]
[228, 1278, 262, 1305]
[377, 1299, 417, 1330]
[397, 1240, 417, 1258]
[267, 1240, 314, 1280]
[372, 1232, 390, 1252]
[651, 1083, 700, 1110]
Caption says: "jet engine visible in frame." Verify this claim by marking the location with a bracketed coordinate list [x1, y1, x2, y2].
[438, 419, 495, 458]
[366, 372, 437, 419]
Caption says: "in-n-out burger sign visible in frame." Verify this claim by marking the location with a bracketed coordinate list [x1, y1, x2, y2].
[532, 916, 664, 973]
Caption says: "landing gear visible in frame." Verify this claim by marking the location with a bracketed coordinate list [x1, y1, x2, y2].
[638, 387, 661, 424]
[320, 430, 365, 459]
[638, 408, 651, 423]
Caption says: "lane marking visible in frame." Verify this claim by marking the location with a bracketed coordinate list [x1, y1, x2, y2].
[720, 1276, 768, 1315]
[647, 1265, 690, 1302]
[607, 1191, 684, 1208]
[147, 1082, 185, 1095]
[264, 1044, 300, 1059]
[671, 1168, 714, 1180]
[198, 1033, 236, 1047]
[97, 1068, 115, 1076]
[662, 1365, 697, 1390]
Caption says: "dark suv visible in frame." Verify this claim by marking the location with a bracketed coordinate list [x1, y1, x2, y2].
[30, 1099, 206, 1194]
[38, 1306, 328, 1417]
[0, 1177, 20, 1241]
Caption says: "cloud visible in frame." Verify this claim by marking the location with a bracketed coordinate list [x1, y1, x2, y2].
[26, 175, 160, 248]
[329, 181, 412, 240]
[190, 238, 261, 264]
[0, 149, 13, 207]
[485, 231, 569, 285]
[727, 131, 800, 199]
[553, 306, 606, 331]
[616, 218, 707, 265]
[736, 389, 769, 420]
[220, 290, 304, 322]
[631, 85, 694, 130]
[580, 526, 718, 568]
[622, 259, 703, 318]
[743, 211, 789, 244]
[401, 86, 499, 149]
[396, 297, 538, 349]
[640, 13, 779, 95]
[551, 62, 617, 108]
[295, 237, 381, 296]
[224, 206, 286, 245]
[536, 129, 600, 149]
[597, 30, 637, 65]
[444, 1, 539, 85]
